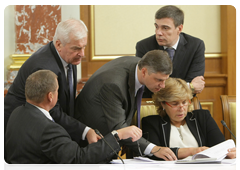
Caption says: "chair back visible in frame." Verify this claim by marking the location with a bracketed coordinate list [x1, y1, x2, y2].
[220, 95, 236, 143]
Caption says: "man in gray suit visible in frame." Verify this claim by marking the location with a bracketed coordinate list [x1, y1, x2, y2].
[136, 5, 205, 98]
[75, 50, 178, 161]
[6, 70, 142, 163]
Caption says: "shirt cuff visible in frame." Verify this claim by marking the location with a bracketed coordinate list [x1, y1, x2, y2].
[143, 143, 156, 156]
[82, 126, 91, 140]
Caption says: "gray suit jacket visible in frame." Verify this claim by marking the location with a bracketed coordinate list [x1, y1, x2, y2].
[75, 56, 151, 153]
[6, 102, 121, 163]
[136, 33, 205, 98]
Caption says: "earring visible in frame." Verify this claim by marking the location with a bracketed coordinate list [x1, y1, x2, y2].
[163, 108, 165, 111]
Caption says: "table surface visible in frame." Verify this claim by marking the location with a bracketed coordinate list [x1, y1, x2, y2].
[42, 165, 238, 170]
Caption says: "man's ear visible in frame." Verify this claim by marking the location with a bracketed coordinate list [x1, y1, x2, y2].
[47, 92, 53, 102]
[55, 40, 62, 52]
[141, 67, 148, 78]
[177, 24, 183, 34]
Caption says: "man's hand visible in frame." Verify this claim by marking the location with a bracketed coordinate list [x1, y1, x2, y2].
[86, 129, 101, 144]
[152, 146, 177, 161]
[191, 76, 205, 94]
[117, 125, 142, 142]
[226, 147, 236, 159]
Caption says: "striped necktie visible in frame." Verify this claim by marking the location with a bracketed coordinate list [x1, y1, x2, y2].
[165, 48, 175, 61]
[67, 64, 74, 117]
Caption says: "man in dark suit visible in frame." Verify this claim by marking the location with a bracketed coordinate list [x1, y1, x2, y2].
[136, 5, 205, 98]
[75, 50, 177, 161]
[4, 19, 98, 148]
[6, 70, 142, 163]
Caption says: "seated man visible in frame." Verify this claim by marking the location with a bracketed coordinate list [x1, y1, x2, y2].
[5, 70, 142, 164]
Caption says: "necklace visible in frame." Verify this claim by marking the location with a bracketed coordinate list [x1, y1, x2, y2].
[176, 127, 183, 140]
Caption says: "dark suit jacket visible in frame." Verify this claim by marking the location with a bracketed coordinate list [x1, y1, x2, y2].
[6, 103, 121, 164]
[4, 42, 86, 143]
[75, 56, 151, 153]
[142, 110, 225, 160]
[136, 33, 205, 98]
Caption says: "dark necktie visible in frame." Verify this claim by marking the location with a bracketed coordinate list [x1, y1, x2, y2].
[165, 48, 175, 61]
[67, 64, 74, 117]
[136, 86, 144, 128]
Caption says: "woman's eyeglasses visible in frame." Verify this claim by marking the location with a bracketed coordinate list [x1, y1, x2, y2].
[165, 100, 191, 108]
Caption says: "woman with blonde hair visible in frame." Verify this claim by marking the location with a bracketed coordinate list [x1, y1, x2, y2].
[142, 77, 236, 160]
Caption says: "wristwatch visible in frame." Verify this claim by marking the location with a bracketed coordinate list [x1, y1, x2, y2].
[111, 130, 120, 142]
[189, 83, 195, 93]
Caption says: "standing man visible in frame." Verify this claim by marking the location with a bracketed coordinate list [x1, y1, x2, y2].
[6, 70, 142, 163]
[4, 19, 98, 146]
[136, 5, 205, 98]
[75, 50, 178, 161]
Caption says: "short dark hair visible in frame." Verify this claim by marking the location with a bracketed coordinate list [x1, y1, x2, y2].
[25, 70, 58, 103]
[138, 50, 172, 75]
[155, 5, 184, 27]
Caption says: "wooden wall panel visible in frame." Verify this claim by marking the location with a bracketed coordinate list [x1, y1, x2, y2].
[221, 5, 236, 95]
[198, 86, 226, 133]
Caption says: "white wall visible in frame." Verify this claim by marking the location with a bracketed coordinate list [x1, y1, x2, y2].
[4, 5, 82, 82]
[94, 5, 221, 55]
[4, 5, 15, 82]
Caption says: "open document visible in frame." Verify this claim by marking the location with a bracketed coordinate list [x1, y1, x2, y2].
[99, 139, 238, 170]
[192, 139, 235, 160]
[168, 139, 238, 168]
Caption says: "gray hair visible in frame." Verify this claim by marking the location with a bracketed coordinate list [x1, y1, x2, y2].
[138, 50, 172, 75]
[155, 5, 184, 27]
[53, 18, 88, 46]
[25, 70, 58, 103]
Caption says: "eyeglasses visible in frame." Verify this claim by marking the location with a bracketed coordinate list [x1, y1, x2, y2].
[165, 100, 191, 108]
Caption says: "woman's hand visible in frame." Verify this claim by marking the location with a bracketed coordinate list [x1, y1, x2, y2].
[226, 147, 236, 159]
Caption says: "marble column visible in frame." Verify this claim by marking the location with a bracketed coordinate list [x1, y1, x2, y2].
[5, 5, 61, 93]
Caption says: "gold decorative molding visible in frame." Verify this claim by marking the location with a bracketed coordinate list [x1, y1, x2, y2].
[201, 102, 214, 116]
[205, 53, 227, 58]
[7, 52, 226, 70]
[8, 54, 31, 70]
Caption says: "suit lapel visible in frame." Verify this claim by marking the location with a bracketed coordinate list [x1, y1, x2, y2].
[50, 42, 70, 99]
[126, 63, 137, 125]
[161, 116, 171, 147]
[185, 112, 202, 146]
[172, 34, 187, 71]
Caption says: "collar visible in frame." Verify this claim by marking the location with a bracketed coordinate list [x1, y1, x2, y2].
[55, 45, 69, 68]
[135, 64, 143, 96]
[163, 35, 180, 50]
[28, 102, 54, 121]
